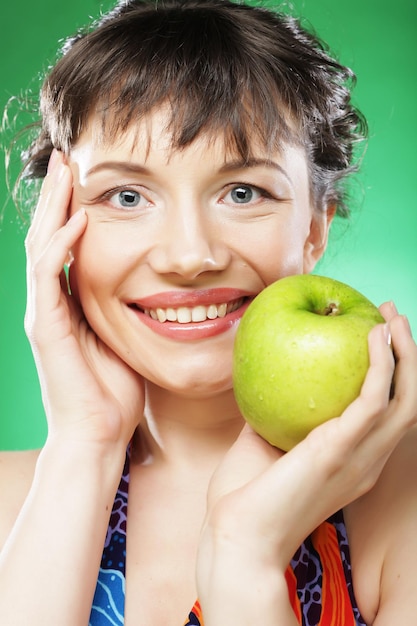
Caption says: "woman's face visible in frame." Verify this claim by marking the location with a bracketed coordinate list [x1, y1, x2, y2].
[68, 110, 332, 397]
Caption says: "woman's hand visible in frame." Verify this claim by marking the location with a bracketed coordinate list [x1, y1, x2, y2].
[197, 304, 417, 620]
[0, 151, 145, 626]
[24, 150, 145, 450]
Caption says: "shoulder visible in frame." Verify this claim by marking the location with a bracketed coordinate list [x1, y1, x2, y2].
[0, 449, 40, 549]
[345, 426, 417, 624]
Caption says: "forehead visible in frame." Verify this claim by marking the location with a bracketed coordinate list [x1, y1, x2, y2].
[71, 106, 305, 168]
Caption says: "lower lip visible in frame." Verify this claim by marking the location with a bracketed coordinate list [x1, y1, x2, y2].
[130, 300, 252, 340]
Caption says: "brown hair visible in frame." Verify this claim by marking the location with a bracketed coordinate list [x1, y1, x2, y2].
[23, 0, 367, 216]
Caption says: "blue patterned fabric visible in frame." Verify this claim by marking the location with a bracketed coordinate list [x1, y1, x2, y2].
[89, 452, 129, 625]
[89, 447, 366, 626]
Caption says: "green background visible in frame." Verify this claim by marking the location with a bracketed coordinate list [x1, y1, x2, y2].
[1, 1, 416, 449]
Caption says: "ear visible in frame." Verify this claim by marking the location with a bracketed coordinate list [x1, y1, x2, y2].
[303, 204, 336, 273]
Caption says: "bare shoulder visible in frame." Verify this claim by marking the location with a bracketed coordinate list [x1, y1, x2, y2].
[0, 449, 40, 548]
[345, 426, 417, 624]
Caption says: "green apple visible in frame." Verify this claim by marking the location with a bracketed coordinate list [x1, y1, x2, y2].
[233, 274, 385, 451]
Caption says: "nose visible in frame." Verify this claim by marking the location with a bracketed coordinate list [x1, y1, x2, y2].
[147, 202, 231, 280]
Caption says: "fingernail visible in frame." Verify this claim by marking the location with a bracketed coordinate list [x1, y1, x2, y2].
[388, 300, 399, 315]
[383, 323, 392, 346]
[401, 315, 413, 337]
[47, 148, 60, 174]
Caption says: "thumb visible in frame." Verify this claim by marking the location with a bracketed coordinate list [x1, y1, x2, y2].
[208, 424, 284, 504]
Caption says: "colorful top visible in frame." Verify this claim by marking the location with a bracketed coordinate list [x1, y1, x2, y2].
[89, 449, 367, 626]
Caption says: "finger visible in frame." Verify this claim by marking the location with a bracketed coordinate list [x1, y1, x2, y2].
[33, 149, 64, 220]
[331, 316, 417, 496]
[379, 300, 399, 323]
[336, 323, 394, 441]
[27, 149, 62, 222]
[208, 424, 282, 504]
[360, 322, 394, 405]
[385, 315, 417, 429]
[284, 324, 393, 485]
[25, 209, 87, 343]
[327, 316, 416, 491]
[25, 155, 73, 257]
[33, 208, 87, 301]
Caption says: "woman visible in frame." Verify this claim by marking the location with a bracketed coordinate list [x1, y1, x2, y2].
[0, 1, 416, 624]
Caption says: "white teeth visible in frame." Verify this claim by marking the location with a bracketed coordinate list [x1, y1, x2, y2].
[207, 304, 218, 320]
[177, 307, 192, 324]
[217, 303, 227, 318]
[166, 308, 177, 322]
[144, 298, 244, 324]
[156, 308, 167, 323]
[191, 305, 207, 322]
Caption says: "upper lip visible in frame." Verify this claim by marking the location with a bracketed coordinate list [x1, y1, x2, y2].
[128, 288, 255, 309]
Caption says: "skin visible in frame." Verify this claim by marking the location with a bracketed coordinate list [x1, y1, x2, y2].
[0, 110, 416, 626]
[67, 112, 328, 396]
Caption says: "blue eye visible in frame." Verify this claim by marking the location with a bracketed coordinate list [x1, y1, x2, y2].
[110, 189, 142, 209]
[227, 185, 263, 205]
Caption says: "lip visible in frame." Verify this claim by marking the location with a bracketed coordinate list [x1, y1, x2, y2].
[127, 289, 254, 341]
[132, 288, 253, 309]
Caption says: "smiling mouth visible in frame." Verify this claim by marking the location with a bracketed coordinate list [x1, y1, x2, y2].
[129, 297, 247, 324]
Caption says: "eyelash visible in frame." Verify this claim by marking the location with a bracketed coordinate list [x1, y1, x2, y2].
[97, 182, 277, 211]
[222, 183, 275, 205]
[99, 186, 148, 210]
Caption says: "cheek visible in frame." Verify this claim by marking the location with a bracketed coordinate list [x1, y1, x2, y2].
[71, 221, 142, 294]
[242, 221, 310, 286]
[69, 241, 123, 323]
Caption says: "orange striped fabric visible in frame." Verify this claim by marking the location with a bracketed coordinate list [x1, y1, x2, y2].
[185, 514, 364, 626]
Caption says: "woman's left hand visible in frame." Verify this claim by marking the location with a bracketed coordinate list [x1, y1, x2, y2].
[197, 303, 417, 607]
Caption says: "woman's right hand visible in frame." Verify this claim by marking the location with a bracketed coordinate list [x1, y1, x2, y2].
[0, 154, 144, 626]
[24, 150, 145, 450]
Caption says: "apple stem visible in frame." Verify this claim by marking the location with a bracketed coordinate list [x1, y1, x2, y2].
[322, 302, 340, 316]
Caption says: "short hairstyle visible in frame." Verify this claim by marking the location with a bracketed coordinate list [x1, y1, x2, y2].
[23, 0, 367, 216]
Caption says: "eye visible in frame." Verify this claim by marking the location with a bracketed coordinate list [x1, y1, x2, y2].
[108, 189, 146, 210]
[225, 184, 263, 205]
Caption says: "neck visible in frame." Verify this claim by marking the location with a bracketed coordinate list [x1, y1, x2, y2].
[134, 381, 244, 469]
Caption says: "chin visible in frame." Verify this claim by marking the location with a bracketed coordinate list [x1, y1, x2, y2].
[146, 360, 234, 399]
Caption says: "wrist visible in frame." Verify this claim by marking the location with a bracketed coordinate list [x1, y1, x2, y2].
[197, 531, 297, 625]
[36, 435, 127, 497]
[198, 548, 295, 625]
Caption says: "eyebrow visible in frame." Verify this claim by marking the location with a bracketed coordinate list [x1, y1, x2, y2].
[86, 162, 152, 177]
[218, 158, 291, 182]
[85, 157, 290, 181]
